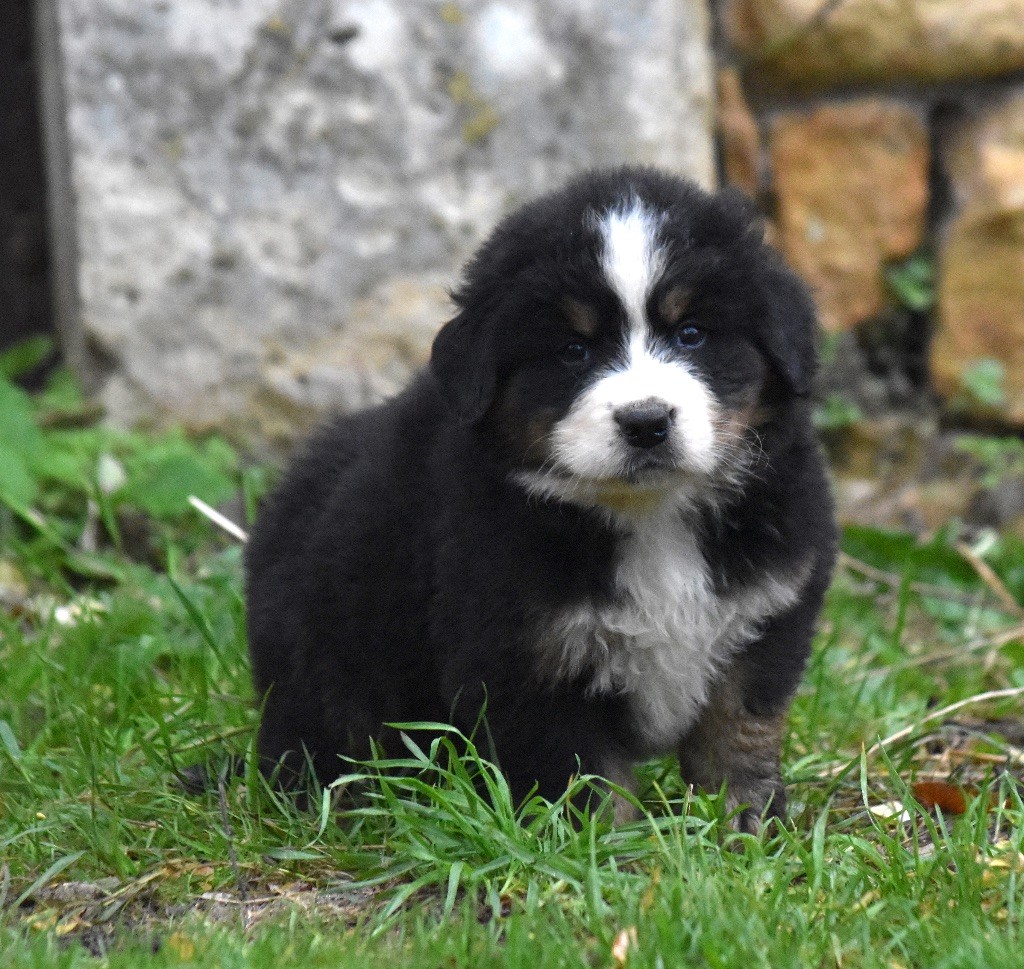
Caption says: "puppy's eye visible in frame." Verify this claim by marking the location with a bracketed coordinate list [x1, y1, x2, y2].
[557, 341, 591, 366]
[671, 325, 706, 350]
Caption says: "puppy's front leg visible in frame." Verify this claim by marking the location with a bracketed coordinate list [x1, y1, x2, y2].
[678, 575, 829, 832]
[677, 676, 787, 834]
[457, 684, 638, 822]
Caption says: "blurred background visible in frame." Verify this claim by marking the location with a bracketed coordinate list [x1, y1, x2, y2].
[3, 9, 1024, 952]
[4, 0, 1024, 534]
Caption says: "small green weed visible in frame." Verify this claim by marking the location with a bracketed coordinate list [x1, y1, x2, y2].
[958, 359, 1009, 411]
[813, 393, 864, 434]
[0, 359, 265, 592]
[885, 252, 935, 314]
[955, 434, 1024, 488]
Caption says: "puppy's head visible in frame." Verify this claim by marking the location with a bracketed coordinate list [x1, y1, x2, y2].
[430, 167, 818, 515]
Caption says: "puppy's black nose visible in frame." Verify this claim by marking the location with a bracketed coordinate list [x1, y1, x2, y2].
[614, 400, 674, 449]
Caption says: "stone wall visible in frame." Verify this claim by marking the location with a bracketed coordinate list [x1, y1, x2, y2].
[53, 0, 715, 449]
[721, 0, 1024, 425]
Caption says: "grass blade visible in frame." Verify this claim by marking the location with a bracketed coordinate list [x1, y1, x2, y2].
[12, 850, 85, 910]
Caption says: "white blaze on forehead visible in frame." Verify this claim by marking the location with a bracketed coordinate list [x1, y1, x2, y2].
[514, 197, 721, 514]
[598, 201, 666, 334]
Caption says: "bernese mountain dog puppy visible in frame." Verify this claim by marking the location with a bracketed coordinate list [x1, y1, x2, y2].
[245, 167, 837, 830]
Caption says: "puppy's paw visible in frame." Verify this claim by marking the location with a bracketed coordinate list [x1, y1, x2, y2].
[725, 775, 786, 835]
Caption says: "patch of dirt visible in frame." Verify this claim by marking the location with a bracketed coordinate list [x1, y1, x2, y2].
[826, 415, 1024, 536]
[14, 864, 379, 954]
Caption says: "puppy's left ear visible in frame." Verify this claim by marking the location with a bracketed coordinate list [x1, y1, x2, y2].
[756, 260, 819, 398]
[430, 311, 498, 424]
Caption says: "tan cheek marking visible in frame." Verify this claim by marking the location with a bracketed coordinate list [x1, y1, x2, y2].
[491, 381, 559, 467]
[747, 404, 773, 428]
[714, 384, 774, 443]
[659, 286, 692, 325]
[523, 412, 559, 464]
[564, 299, 600, 338]
[715, 401, 760, 437]
[492, 409, 560, 469]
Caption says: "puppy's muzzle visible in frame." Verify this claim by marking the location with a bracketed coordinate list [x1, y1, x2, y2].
[613, 398, 675, 450]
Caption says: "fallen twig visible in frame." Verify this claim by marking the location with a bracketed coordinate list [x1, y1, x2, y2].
[188, 496, 249, 544]
[865, 687, 1024, 764]
[898, 621, 1024, 670]
[821, 686, 1024, 780]
[199, 892, 281, 906]
[217, 775, 250, 931]
[955, 541, 1023, 617]
[946, 746, 1024, 768]
[839, 552, 1001, 612]
[170, 726, 252, 755]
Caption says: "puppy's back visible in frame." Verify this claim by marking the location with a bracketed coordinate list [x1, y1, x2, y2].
[245, 383, 444, 782]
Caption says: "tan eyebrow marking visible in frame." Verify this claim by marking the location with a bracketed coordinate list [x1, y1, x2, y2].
[563, 298, 600, 338]
[659, 286, 692, 324]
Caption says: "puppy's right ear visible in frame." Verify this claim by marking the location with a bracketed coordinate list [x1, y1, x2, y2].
[430, 311, 498, 424]
[755, 260, 819, 399]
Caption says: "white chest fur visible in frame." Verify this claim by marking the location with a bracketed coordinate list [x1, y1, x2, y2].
[541, 515, 809, 753]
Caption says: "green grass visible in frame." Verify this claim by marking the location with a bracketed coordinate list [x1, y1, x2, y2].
[1, 365, 1023, 967]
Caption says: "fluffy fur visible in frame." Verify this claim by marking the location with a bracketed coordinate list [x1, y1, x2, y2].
[245, 167, 837, 828]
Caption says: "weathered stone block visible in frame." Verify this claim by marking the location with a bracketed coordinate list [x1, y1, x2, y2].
[933, 91, 1024, 423]
[55, 0, 715, 446]
[725, 0, 1024, 93]
[768, 100, 929, 333]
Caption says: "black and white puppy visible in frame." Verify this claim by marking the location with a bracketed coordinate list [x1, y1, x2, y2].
[245, 167, 837, 829]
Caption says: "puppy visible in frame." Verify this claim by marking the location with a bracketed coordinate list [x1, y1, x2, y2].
[245, 167, 837, 829]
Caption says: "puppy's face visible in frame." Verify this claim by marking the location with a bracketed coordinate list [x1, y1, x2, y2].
[431, 170, 817, 515]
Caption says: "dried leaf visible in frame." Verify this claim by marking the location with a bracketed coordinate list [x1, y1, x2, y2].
[55, 908, 89, 937]
[29, 911, 59, 932]
[611, 926, 638, 965]
[96, 453, 127, 495]
[979, 842, 1024, 870]
[166, 932, 197, 960]
[855, 889, 880, 910]
[869, 800, 907, 820]
[640, 867, 660, 912]
[912, 781, 968, 815]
